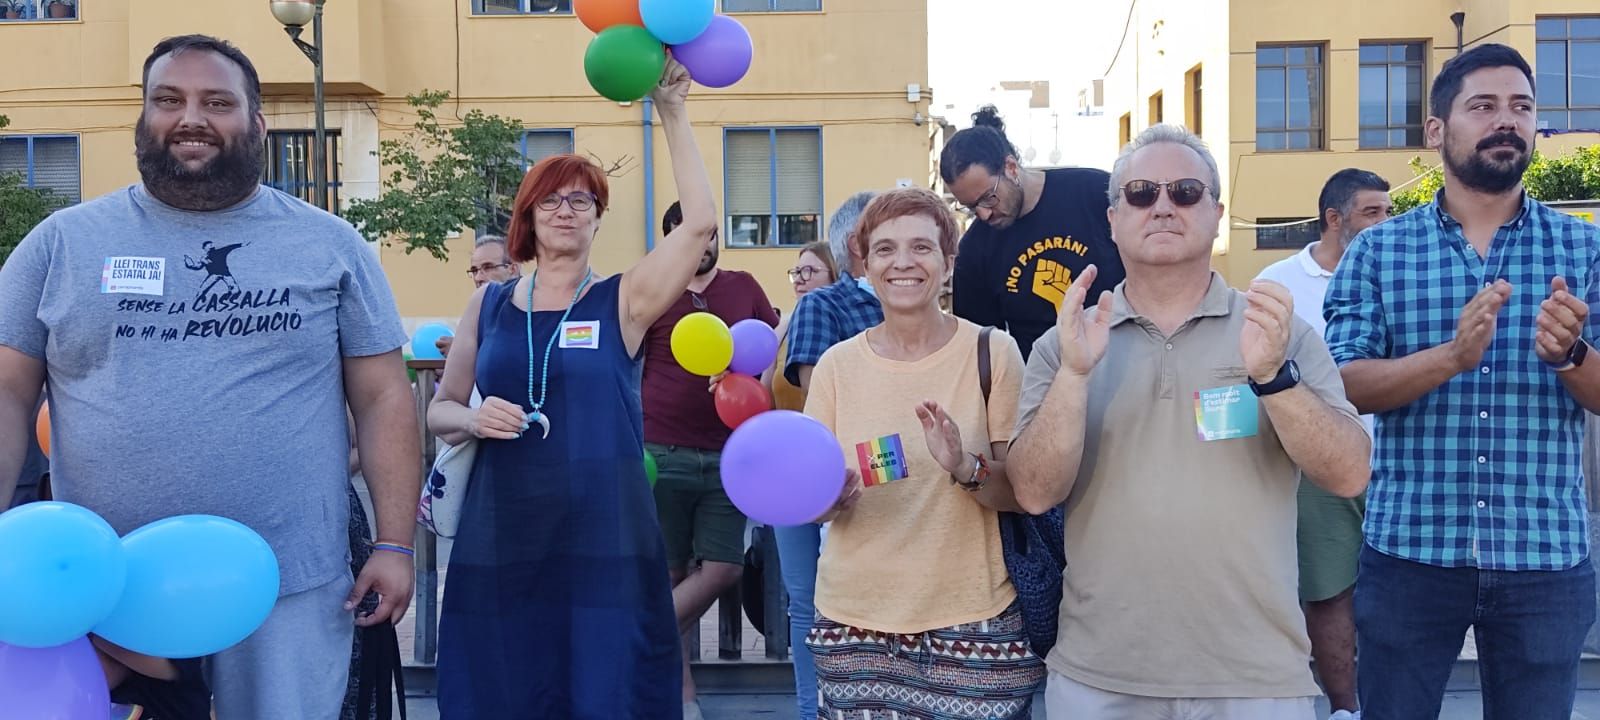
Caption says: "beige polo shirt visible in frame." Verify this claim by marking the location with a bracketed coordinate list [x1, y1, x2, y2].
[1016, 272, 1359, 699]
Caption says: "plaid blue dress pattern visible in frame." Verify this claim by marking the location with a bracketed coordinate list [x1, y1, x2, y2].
[1325, 191, 1600, 571]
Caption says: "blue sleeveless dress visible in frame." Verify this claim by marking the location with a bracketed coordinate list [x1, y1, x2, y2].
[437, 276, 682, 719]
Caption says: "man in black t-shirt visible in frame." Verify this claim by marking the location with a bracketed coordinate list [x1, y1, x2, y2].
[943, 105, 1126, 359]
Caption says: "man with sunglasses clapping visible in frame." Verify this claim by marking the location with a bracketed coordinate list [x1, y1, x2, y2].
[1008, 124, 1371, 719]
[944, 105, 1126, 360]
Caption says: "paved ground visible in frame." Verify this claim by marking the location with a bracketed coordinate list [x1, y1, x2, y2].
[399, 691, 1600, 719]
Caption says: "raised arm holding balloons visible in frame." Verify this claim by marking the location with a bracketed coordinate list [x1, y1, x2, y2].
[422, 32, 731, 717]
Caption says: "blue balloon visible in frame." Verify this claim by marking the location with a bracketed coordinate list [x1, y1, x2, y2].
[640, 0, 714, 45]
[93, 516, 279, 659]
[0, 503, 127, 649]
[410, 322, 454, 361]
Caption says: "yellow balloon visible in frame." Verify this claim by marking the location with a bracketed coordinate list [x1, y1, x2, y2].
[671, 312, 734, 376]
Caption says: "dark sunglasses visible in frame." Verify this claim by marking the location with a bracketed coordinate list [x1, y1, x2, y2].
[1120, 178, 1210, 208]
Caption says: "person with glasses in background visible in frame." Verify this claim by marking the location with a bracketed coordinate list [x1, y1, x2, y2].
[944, 105, 1126, 360]
[645, 200, 779, 720]
[437, 235, 522, 357]
[1008, 125, 1370, 719]
[765, 240, 837, 407]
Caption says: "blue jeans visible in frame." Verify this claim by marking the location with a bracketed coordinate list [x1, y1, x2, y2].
[774, 522, 821, 720]
[1355, 544, 1595, 720]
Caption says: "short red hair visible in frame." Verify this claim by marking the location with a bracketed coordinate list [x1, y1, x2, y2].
[505, 154, 611, 263]
[851, 187, 961, 261]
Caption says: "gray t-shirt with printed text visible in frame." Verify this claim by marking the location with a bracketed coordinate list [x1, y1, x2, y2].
[0, 185, 408, 594]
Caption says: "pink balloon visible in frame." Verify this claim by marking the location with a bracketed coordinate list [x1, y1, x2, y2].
[0, 636, 110, 719]
[671, 15, 753, 88]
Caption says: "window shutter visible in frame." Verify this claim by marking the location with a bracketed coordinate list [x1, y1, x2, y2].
[774, 129, 820, 216]
[523, 131, 574, 167]
[725, 130, 772, 216]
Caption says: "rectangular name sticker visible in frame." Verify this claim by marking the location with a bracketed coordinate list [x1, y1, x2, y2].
[559, 321, 599, 349]
[854, 433, 910, 487]
[101, 257, 166, 296]
[1194, 384, 1259, 442]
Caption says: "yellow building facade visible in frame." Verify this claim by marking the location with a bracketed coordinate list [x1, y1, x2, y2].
[1100, 0, 1600, 286]
[0, 0, 935, 324]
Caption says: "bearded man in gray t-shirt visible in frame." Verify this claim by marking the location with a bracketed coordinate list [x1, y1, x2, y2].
[0, 34, 420, 719]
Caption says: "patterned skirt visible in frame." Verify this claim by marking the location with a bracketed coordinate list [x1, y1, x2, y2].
[805, 602, 1046, 720]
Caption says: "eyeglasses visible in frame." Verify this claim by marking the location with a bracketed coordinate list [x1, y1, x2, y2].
[466, 262, 511, 277]
[688, 292, 708, 311]
[787, 266, 824, 283]
[536, 191, 597, 212]
[961, 175, 1004, 215]
[1119, 179, 1210, 208]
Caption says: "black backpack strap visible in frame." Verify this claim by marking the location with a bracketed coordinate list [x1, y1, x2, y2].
[354, 622, 407, 720]
[978, 326, 993, 405]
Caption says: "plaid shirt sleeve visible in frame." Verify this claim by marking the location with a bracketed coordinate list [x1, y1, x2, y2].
[1585, 252, 1600, 346]
[784, 291, 838, 387]
[1324, 232, 1391, 365]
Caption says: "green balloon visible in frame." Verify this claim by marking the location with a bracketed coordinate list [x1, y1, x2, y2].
[643, 450, 659, 488]
[402, 350, 417, 384]
[584, 25, 667, 102]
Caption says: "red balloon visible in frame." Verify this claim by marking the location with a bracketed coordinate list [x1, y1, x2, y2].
[714, 374, 772, 430]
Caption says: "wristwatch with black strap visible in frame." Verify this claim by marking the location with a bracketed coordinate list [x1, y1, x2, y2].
[1247, 360, 1301, 397]
[1550, 339, 1590, 373]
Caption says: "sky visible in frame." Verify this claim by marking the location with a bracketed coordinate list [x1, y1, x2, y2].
[926, 0, 1129, 167]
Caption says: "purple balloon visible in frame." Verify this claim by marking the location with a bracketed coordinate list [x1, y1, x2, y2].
[0, 636, 110, 719]
[721, 410, 845, 526]
[727, 318, 779, 376]
[671, 15, 754, 89]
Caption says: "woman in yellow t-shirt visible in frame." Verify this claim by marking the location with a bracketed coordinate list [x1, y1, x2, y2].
[802, 188, 1044, 719]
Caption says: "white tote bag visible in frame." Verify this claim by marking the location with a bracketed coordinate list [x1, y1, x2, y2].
[416, 387, 481, 538]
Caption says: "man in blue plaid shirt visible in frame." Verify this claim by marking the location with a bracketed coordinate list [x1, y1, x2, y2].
[1325, 44, 1600, 720]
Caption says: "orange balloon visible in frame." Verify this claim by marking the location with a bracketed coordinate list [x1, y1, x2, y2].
[36, 400, 50, 456]
[575, 0, 643, 34]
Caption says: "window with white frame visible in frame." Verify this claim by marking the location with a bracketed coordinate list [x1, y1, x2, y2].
[0, 135, 80, 204]
[474, 0, 570, 15]
[724, 128, 821, 248]
[1536, 16, 1600, 131]
[0, 0, 75, 20]
[723, 0, 819, 10]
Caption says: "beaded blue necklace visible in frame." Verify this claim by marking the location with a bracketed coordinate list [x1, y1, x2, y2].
[525, 268, 594, 435]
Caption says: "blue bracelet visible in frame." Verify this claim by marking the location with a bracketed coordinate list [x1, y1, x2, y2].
[373, 542, 415, 557]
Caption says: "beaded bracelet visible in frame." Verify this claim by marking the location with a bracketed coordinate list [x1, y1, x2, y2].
[373, 542, 415, 557]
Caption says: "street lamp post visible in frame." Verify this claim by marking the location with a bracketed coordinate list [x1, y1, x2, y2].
[269, 0, 328, 211]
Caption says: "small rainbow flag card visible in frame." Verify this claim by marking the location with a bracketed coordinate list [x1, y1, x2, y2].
[855, 433, 910, 487]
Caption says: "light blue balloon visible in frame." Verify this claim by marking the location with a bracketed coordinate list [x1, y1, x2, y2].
[0, 502, 127, 648]
[93, 515, 279, 659]
[640, 0, 715, 45]
[410, 322, 454, 361]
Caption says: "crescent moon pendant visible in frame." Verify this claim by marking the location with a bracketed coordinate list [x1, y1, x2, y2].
[532, 412, 551, 439]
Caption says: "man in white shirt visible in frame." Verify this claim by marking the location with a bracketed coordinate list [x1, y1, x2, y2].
[1254, 168, 1391, 720]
